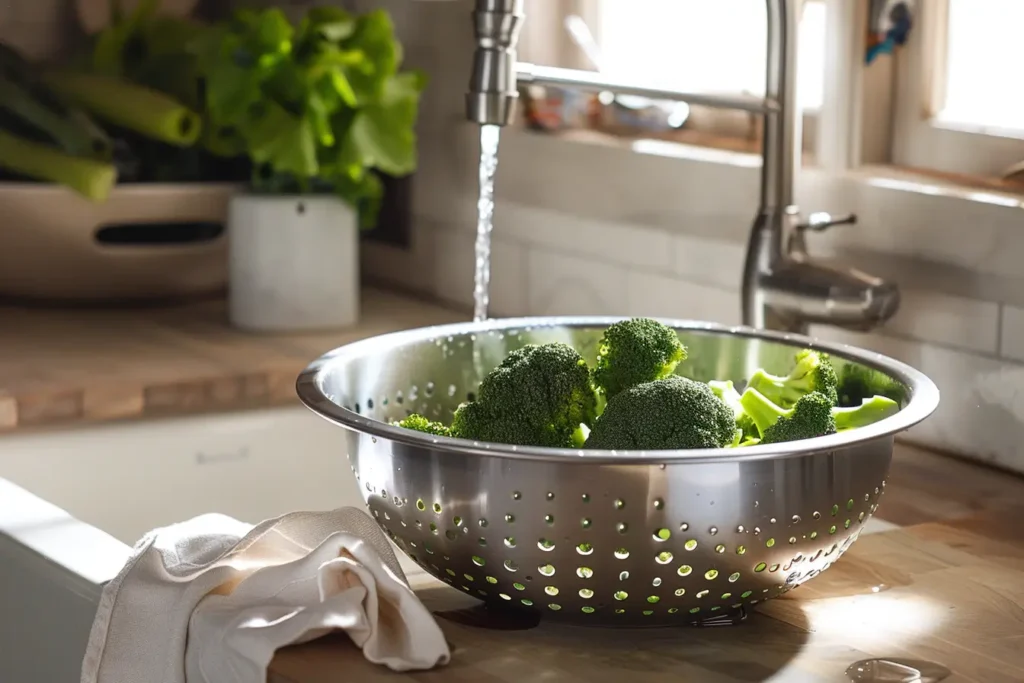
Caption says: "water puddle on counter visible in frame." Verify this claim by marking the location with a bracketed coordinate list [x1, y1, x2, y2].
[846, 658, 951, 682]
[472, 124, 501, 322]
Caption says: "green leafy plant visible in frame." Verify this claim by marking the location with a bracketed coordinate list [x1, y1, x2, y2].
[192, 6, 426, 228]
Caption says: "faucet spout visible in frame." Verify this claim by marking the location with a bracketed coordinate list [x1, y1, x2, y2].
[466, 0, 525, 126]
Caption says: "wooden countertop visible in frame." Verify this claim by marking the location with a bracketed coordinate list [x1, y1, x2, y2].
[0, 288, 466, 433]
[269, 444, 1024, 683]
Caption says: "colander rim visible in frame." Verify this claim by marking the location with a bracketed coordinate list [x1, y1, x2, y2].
[296, 315, 940, 465]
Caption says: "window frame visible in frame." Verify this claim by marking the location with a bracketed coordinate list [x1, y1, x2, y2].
[891, 0, 1024, 178]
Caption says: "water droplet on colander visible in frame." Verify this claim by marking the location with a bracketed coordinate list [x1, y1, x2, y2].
[544, 514, 554, 525]
[736, 525, 745, 533]
[652, 577, 662, 587]
[753, 526, 761, 535]
[658, 464, 666, 470]
[616, 522, 628, 534]
[581, 493, 590, 503]
[769, 517, 777, 524]
[614, 499, 625, 510]
[709, 526, 718, 535]
[371, 437, 377, 444]
[505, 514, 515, 523]
[581, 517, 592, 529]
[754, 501, 759, 508]
[792, 515, 802, 524]
[813, 511, 821, 519]
[447, 384, 457, 397]
[679, 522, 689, 532]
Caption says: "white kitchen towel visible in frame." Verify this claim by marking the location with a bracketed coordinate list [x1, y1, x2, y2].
[80, 507, 450, 683]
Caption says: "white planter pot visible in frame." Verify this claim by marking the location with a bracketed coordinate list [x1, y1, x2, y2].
[228, 194, 360, 332]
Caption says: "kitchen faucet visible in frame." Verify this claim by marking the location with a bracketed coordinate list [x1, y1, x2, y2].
[464, 0, 900, 335]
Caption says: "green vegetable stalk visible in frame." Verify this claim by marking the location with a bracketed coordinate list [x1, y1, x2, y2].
[0, 130, 117, 201]
[42, 70, 202, 147]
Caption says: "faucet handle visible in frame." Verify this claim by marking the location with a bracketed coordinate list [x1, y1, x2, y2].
[796, 212, 857, 232]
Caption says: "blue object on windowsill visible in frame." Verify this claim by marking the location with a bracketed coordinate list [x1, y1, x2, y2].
[866, 0, 913, 65]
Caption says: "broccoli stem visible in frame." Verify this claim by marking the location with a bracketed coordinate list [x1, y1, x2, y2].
[738, 387, 790, 436]
[571, 423, 591, 448]
[747, 368, 808, 407]
[833, 395, 899, 431]
[708, 380, 743, 419]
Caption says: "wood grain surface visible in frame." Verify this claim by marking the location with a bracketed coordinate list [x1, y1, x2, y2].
[268, 444, 1024, 683]
[0, 288, 465, 433]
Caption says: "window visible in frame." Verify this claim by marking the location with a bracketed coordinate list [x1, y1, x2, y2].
[518, 0, 827, 155]
[596, 0, 826, 112]
[893, 0, 1024, 178]
[519, 0, 1024, 183]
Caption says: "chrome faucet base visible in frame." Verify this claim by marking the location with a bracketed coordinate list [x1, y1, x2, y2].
[464, 0, 901, 335]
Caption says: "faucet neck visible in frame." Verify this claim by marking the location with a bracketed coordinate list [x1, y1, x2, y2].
[762, 0, 800, 216]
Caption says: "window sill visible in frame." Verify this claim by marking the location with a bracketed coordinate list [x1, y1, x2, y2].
[514, 125, 1024, 206]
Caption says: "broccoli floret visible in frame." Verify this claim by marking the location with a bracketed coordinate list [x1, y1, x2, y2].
[585, 376, 736, 450]
[837, 364, 906, 407]
[747, 349, 839, 408]
[592, 318, 687, 400]
[739, 387, 837, 445]
[450, 342, 598, 447]
[708, 379, 758, 438]
[395, 414, 452, 437]
[833, 395, 900, 431]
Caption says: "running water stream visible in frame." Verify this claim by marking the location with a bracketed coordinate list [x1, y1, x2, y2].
[472, 124, 501, 322]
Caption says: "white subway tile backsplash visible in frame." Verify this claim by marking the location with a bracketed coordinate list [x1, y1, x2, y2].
[527, 250, 629, 316]
[883, 290, 1000, 355]
[626, 272, 741, 326]
[1000, 305, 1024, 362]
[429, 227, 528, 318]
[809, 326, 1024, 473]
[672, 235, 746, 292]
[495, 202, 675, 273]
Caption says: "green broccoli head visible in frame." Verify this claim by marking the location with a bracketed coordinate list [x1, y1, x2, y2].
[592, 318, 687, 400]
[739, 387, 837, 445]
[395, 414, 452, 437]
[708, 379, 758, 438]
[450, 342, 598, 448]
[747, 349, 839, 408]
[837, 364, 907, 408]
[585, 375, 736, 450]
[833, 395, 900, 431]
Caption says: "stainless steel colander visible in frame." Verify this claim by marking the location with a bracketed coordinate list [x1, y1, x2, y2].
[296, 317, 939, 626]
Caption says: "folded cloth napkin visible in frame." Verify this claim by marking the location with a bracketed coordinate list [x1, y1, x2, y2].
[81, 507, 451, 683]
